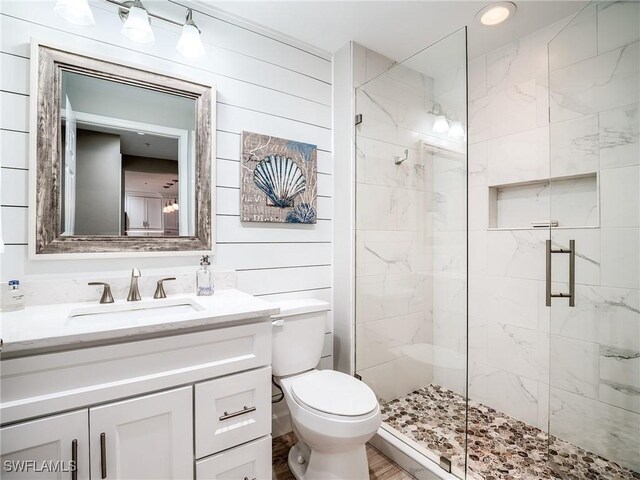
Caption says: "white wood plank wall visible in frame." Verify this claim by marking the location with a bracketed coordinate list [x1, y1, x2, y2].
[0, 1, 334, 342]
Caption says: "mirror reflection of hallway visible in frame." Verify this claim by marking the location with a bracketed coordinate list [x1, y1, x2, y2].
[59, 70, 196, 238]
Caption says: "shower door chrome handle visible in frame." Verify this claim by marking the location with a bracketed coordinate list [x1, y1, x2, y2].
[546, 239, 575, 307]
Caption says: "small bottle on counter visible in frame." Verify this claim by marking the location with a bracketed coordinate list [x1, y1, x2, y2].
[196, 255, 213, 296]
[1, 280, 25, 312]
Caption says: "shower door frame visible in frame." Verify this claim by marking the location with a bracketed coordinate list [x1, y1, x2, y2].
[352, 26, 470, 480]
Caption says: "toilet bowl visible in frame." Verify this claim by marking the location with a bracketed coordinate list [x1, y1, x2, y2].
[270, 300, 381, 480]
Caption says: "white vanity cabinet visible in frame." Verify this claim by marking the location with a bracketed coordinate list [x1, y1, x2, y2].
[1, 389, 193, 480]
[0, 304, 275, 480]
[0, 410, 90, 479]
[89, 387, 193, 480]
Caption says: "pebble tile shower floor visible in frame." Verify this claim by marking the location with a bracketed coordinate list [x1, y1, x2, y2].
[381, 384, 639, 480]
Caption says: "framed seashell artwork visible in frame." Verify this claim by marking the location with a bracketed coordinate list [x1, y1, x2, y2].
[241, 131, 318, 224]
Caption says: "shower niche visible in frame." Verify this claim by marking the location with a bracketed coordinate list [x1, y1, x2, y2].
[488, 173, 599, 229]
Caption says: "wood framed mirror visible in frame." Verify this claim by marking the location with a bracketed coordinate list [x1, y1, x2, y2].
[30, 41, 215, 256]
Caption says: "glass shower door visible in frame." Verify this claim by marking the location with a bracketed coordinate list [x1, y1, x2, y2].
[547, 2, 640, 478]
[353, 28, 468, 478]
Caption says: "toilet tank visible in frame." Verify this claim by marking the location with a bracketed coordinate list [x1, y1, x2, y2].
[270, 299, 330, 377]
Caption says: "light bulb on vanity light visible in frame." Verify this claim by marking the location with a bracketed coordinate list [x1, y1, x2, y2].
[176, 9, 206, 59]
[432, 115, 450, 134]
[172, 199, 180, 211]
[430, 103, 449, 134]
[448, 121, 465, 139]
[121, 0, 155, 45]
[54, 0, 95, 26]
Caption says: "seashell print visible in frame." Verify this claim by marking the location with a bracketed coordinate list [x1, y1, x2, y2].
[241, 132, 317, 224]
[286, 203, 316, 224]
[253, 155, 306, 208]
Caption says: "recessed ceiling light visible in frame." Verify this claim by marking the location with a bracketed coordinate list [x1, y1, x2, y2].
[476, 2, 516, 26]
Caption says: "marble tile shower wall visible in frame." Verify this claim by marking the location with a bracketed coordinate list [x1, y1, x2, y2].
[467, 2, 639, 471]
[355, 46, 437, 402]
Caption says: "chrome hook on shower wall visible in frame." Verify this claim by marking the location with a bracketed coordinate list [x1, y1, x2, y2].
[394, 149, 408, 165]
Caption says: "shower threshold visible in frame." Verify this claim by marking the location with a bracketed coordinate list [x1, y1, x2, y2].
[380, 384, 639, 480]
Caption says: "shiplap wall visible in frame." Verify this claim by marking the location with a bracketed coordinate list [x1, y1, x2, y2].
[0, 1, 334, 347]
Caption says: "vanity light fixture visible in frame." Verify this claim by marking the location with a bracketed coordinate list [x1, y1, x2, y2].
[476, 2, 516, 26]
[120, 0, 155, 45]
[432, 114, 450, 134]
[448, 120, 465, 139]
[176, 9, 206, 59]
[55, 1, 207, 60]
[172, 199, 180, 211]
[54, 0, 95, 26]
[428, 103, 465, 138]
[430, 104, 450, 134]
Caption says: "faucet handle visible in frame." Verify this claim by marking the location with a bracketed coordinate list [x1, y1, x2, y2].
[88, 282, 114, 304]
[154, 277, 176, 299]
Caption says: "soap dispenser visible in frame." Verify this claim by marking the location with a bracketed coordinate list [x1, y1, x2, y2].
[196, 255, 213, 296]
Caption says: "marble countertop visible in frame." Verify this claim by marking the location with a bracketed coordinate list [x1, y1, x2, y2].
[0, 289, 279, 357]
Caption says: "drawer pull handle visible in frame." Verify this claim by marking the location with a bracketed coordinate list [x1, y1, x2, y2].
[244, 477, 256, 480]
[71, 439, 78, 480]
[219, 405, 256, 421]
[100, 432, 107, 479]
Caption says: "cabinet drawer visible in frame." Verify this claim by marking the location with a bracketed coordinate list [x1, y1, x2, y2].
[196, 436, 271, 480]
[195, 367, 271, 458]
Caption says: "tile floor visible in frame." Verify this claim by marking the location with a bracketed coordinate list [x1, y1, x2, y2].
[381, 384, 640, 480]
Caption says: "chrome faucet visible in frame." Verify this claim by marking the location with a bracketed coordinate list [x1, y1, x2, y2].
[127, 268, 142, 301]
[88, 282, 114, 304]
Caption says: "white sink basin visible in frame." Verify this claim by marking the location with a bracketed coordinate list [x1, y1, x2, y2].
[69, 298, 204, 323]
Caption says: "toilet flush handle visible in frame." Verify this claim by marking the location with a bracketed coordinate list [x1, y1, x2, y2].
[272, 318, 285, 327]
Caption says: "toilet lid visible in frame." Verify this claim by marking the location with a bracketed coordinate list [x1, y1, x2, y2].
[291, 370, 379, 417]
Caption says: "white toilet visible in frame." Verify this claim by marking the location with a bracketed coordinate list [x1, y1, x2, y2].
[271, 299, 381, 480]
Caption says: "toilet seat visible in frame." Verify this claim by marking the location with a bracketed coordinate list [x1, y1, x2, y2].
[291, 370, 378, 417]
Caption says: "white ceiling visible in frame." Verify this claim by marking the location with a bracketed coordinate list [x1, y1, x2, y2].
[125, 171, 179, 195]
[78, 124, 179, 160]
[205, 0, 587, 61]
[119, 131, 179, 160]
